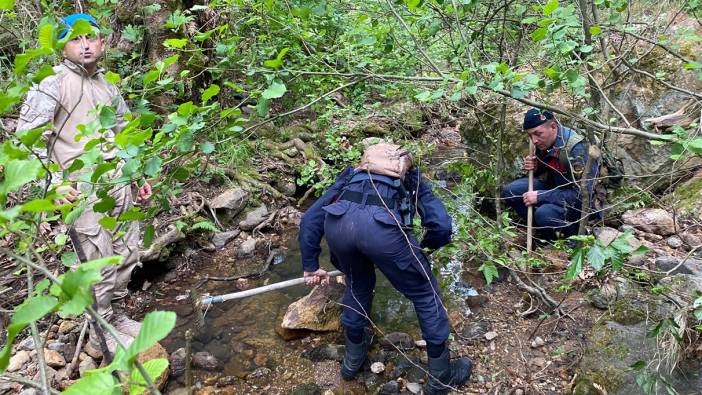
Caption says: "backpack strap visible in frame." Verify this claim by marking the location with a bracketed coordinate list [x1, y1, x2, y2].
[558, 128, 586, 181]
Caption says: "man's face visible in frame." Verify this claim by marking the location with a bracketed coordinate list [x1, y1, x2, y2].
[63, 35, 105, 68]
[526, 120, 558, 150]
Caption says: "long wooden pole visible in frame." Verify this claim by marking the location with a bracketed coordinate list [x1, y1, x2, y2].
[201, 270, 343, 305]
[527, 140, 535, 253]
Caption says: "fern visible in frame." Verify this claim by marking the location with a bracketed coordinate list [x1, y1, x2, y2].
[191, 220, 217, 232]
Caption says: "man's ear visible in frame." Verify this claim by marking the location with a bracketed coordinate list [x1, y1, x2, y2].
[99, 36, 106, 52]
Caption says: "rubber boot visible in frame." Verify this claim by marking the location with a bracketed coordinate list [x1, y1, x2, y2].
[425, 347, 472, 395]
[340, 333, 370, 380]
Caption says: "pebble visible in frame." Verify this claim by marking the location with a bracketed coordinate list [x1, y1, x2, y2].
[414, 340, 427, 347]
[17, 337, 36, 351]
[485, 331, 498, 341]
[193, 351, 220, 371]
[371, 362, 386, 374]
[531, 337, 546, 348]
[379, 380, 400, 395]
[406, 382, 422, 394]
[44, 349, 66, 368]
[247, 367, 271, 380]
[7, 351, 31, 372]
[78, 357, 97, 375]
[58, 320, 79, 334]
[666, 235, 683, 249]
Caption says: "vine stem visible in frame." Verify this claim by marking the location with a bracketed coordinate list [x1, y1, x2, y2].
[25, 254, 50, 395]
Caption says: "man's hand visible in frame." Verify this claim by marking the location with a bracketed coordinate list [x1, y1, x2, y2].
[522, 155, 538, 172]
[136, 182, 152, 203]
[304, 269, 329, 286]
[55, 185, 80, 205]
[523, 191, 538, 207]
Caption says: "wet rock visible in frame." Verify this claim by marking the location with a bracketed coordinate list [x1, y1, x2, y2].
[7, 350, 31, 372]
[44, 349, 66, 368]
[275, 180, 297, 196]
[460, 321, 490, 340]
[378, 380, 400, 394]
[78, 357, 96, 375]
[211, 230, 240, 249]
[380, 332, 414, 351]
[281, 282, 344, 332]
[290, 383, 321, 395]
[275, 324, 310, 341]
[371, 361, 385, 374]
[193, 351, 220, 371]
[247, 366, 271, 380]
[58, 320, 79, 334]
[237, 237, 257, 257]
[239, 205, 269, 231]
[405, 382, 422, 394]
[209, 187, 249, 214]
[622, 208, 675, 236]
[655, 256, 702, 276]
[302, 344, 344, 362]
[590, 292, 610, 310]
[666, 235, 683, 249]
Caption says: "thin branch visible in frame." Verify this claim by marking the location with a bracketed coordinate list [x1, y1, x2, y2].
[0, 374, 60, 395]
[25, 255, 50, 395]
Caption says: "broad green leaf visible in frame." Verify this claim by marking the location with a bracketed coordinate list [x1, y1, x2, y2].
[0, 295, 58, 370]
[586, 245, 606, 271]
[21, 199, 56, 213]
[143, 70, 160, 86]
[171, 167, 190, 181]
[0, 0, 15, 10]
[565, 69, 579, 83]
[543, 0, 559, 15]
[124, 311, 176, 361]
[201, 84, 220, 103]
[99, 106, 117, 129]
[104, 71, 120, 85]
[91, 162, 117, 183]
[531, 27, 548, 42]
[261, 81, 287, 99]
[589, 26, 602, 36]
[64, 202, 86, 225]
[61, 251, 78, 267]
[0, 159, 42, 194]
[144, 157, 162, 177]
[163, 38, 188, 49]
[263, 48, 289, 69]
[98, 216, 117, 230]
[93, 196, 116, 213]
[200, 142, 215, 154]
[177, 101, 197, 116]
[143, 223, 155, 248]
[405, 0, 421, 11]
[118, 208, 145, 221]
[128, 358, 169, 395]
[38, 23, 56, 50]
[32, 64, 56, 84]
[62, 371, 119, 395]
[566, 249, 585, 280]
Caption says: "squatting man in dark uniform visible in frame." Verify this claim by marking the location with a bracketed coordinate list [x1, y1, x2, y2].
[501, 108, 599, 241]
[298, 143, 472, 394]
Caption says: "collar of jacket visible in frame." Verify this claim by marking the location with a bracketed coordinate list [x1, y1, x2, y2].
[542, 123, 571, 158]
[62, 59, 105, 78]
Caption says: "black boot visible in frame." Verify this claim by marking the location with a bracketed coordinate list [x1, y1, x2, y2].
[340, 332, 370, 380]
[425, 347, 472, 395]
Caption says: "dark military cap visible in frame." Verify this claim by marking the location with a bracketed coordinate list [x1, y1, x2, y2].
[523, 108, 554, 130]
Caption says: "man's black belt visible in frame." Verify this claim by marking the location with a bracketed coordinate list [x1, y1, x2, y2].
[338, 190, 397, 209]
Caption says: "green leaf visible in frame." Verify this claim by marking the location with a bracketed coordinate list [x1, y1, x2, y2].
[62, 371, 119, 395]
[118, 208, 145, 221]
[566, 249, 585, 280]
[200, 142, 215, 154]
[91, 162, 117, 183]
[128, 358, 169, 395]
[261, 81, 287, 99]
[124, 311, 176, 361]
[191, 220, 217, 232]
[64, 202, 86, 225]
[543, 0, 559, 15]
[104, 71, 120, 85]
[144, 157, 162, 177]
[0, 0, 15, 10]
[405, 0, 421, 11]
[143, 70, 160, 86]
[21, 199, 56, 213]
[171, 167, 190, 181]
[565, 69, 579, 83]
[38, 23, 56, 50]
[531, 27, 548, 42]
[0, 295, 58, 370]
[98, 216, 117, 230]
[93, 196, 116, 213]
[201, 84, 220, 104]
[99, 106, 117, 129]
[177, 101, 197, 116]
[589, 26, 602, 36]
[61, 251, 78, 267]
[586, 245, 606, 271]
[479, 262, 499, 285]
[263, 47, 289, 69]
[163, 38, 188, 49]
[14, 48, 53, 75]
[143, 223, 155, 249]
[257, 98, 270, 117]
[0, 159, 42, 195]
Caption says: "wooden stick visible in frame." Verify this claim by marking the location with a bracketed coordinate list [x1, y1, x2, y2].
[65, 319, 89, 378]
[527, 140, 535, 253]
[201, 270, 343, 305]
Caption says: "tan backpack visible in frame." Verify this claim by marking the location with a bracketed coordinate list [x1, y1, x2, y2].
[358, 143, 413, 179]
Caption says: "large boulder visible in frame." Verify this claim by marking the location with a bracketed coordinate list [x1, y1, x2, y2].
[281, 282, 344, 332]
[621, 208, 676, 236]
[670, 169, 702, 218]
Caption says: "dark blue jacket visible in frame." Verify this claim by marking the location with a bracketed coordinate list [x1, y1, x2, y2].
[299, 166, 452, 272]
[534, 125, 598, 209]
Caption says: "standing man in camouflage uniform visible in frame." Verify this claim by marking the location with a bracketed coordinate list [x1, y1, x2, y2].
[16, 14, 151, 353]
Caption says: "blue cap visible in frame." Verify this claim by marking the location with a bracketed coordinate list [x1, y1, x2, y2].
[523, 108, 554, 130]
[58, 13, 100, 40]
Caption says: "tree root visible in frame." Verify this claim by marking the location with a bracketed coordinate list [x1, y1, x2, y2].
[140, 225, 186, 262]
[508, 268, 568, 317]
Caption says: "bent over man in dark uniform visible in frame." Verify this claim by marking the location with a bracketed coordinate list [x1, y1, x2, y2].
[502, 108, 599, 241]
[299, 143, 471, 395]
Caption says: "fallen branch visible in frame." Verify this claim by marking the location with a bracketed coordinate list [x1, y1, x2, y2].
[65, 319, 89, 379]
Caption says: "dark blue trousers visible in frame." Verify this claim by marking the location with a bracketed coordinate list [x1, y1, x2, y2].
[323, 200, 450, 345]
[501, 178, 580, 240]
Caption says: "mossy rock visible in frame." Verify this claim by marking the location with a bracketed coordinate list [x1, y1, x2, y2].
[672, 172, 702, 215]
